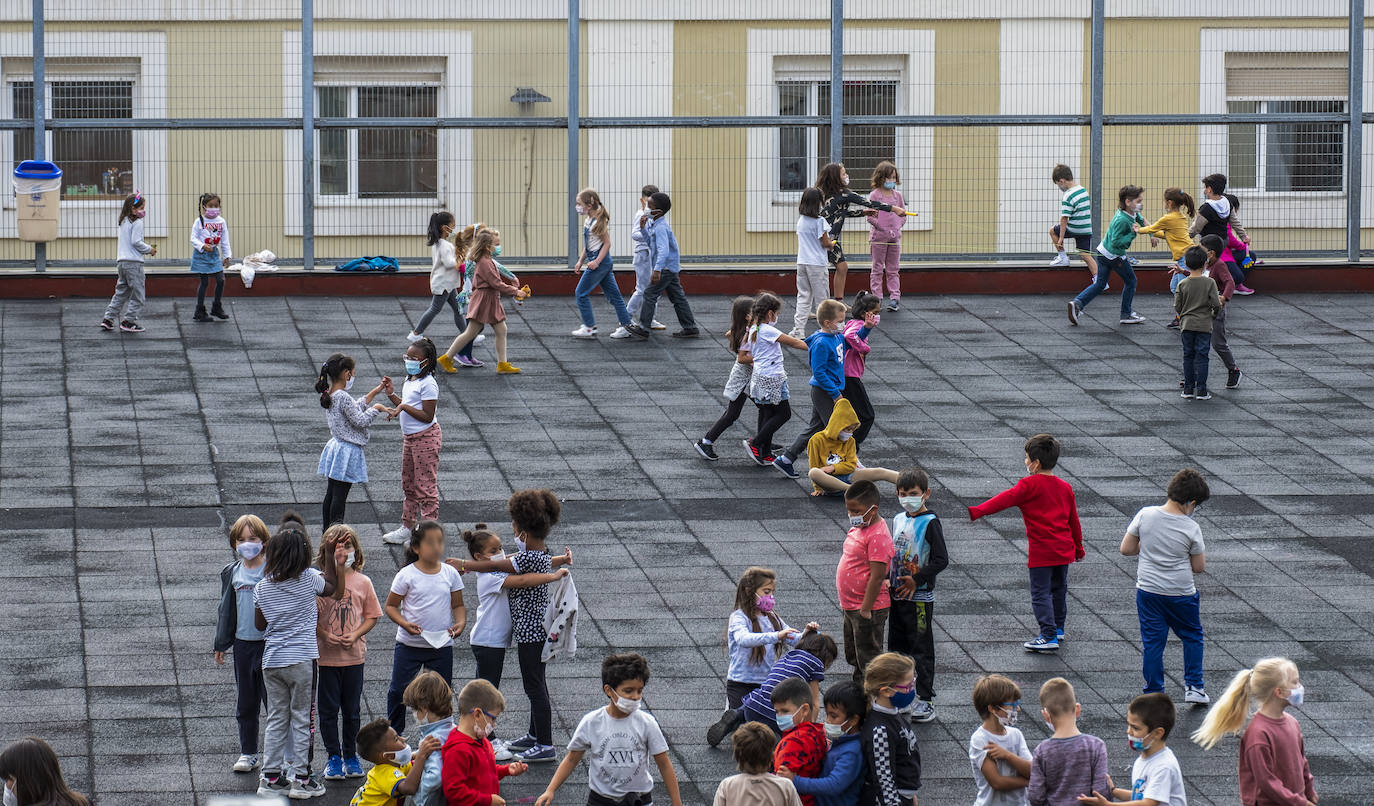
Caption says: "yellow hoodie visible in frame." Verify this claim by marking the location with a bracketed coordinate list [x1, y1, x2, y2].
[807, 398, 861, 491]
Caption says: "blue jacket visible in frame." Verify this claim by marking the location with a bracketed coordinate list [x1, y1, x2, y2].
[805, 329, 846, 397]
[646, 215, 682, 273]
[792, 731, 864, 806]
[413, 716, 455, 806]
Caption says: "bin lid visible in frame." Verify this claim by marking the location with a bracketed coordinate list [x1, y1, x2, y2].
[14, 160, 61, 179]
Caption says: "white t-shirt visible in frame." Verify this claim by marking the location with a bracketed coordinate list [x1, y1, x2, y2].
[969, 725, 1032, 806]
[468, 570, 513, 649]
[390, 563, 465, 648]
[569, 706, 670, 799]
[1127, 506, 1205, 596]
[585, 218, 605, 254]
[400, 375, 440, 435]
[796, 215, 829, 265]
[254, 568, 326, 669]
[1130, 747, 1187, 806]
[750, 324, 786, 378]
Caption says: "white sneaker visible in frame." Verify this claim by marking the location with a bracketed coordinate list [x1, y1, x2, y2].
[1184, 686, 1211, 705]
[492, 740, 514, 762]
[571, 325, 598, 339]
[650, 319, 668, 330]
[381, 527, 410, 545]
[609, 327, 632, 339]
[289, 775, 326, 799]
[1049, 252, 1071, 267]
[1119, 312, 1147, 324]
[406, 331, 423, 343]
[474, 334, 486, 345]
[788, 329, 804, 339]
[233, 754, 260, 773]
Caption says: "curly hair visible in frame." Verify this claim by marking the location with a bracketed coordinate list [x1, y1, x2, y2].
[508, 489, 561, 542]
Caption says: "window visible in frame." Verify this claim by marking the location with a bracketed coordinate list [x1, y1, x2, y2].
[315, 84, 437, 200]
[777, 76, 898, 192]
[1224, 51, 1346, 193]
[12, 79, 133, 200]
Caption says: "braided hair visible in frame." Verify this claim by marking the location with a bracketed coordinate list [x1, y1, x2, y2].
[198, 192, 220, 226]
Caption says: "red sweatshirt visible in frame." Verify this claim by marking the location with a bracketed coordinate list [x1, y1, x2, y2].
[441, 729, 514, 806]
[968, 474, 1084, 568]
[1239, 712, 1316, 806]
[773, 721, 828, 806]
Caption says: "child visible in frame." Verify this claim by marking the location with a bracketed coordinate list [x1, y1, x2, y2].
[1077, 693, 1186, 806]
[571, 187, 635, 339]
[840, 292, 880, 445]
[350, 717, 443, 806]
[836, 481, 894, 685]
[626, 191, 699, 338]
[441, 679, 530, 805]
[815, 162, 905, 300]
[1197, 235, 1243, 392]
[1137, 188, 1197, 328]
[0, 737, 89, 806]
[101, 191, 156, 333]
[385, 520, 466, 733]
[968, 674, 1031, 806]
[772, 299, 848, 480]
[859, 653, 921, 806]
[1223, 195, 1257, 295]
[1067, 184, 1146, 327]
[409, 212, 467, 351]
[772, 677, 830, 806]
[867, 162, 905, 311]
[190, 191, 231, 322]
[709, 632, 838, 744]
[1048, 165, 1098, 283]
[782, 681, 867, 806]
[721, 567, 820, 712]
[1174, 246, 1221, 401]
[437, 228, 527, 375]
[969, 434, 1084, 653]
[888, 469, 948, 722]
[696, 295, 758, 461]
[1026, 678, 1108, 806]
[315, 352, 390, 529]
[626, 183, 668, 332]
[253, 512, 348, 800]
[714, 723, 804, 806]
[795, 187, 836, 337]
[403, 670, 457, 806]
[1189, 175, 1250, 269]
[536, 653, 684, 806]
[380, 339, 443, 545]
[806, 400, 899, 496]
[316, 524, 382, 781]
[744, 293, 810, 465]
[214, 513, 271, 773]
[1193, 657, 1315, 806]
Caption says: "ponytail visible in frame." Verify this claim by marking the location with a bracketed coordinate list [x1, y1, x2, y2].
[1193, 657, 1297, 749]
[462, 523, 498, 559]
[315, 353, 356, 409]
[1164, 187, 1196, 218]
[577, 188, 610, 240]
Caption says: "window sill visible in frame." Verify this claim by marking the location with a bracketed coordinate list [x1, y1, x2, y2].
[1231, 190, 1345, 200]
[315, 196, 441, 207]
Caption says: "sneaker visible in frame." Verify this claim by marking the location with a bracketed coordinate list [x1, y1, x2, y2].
[1181, 388, 1195, 399]
[518, 744, 558, 763]
[624, 323, 651, 339]
[1066, 299, 1081, 326]
[210, 305, 230, 320]
[233, 754, 260, 773]
[343, 756, 365, 778]
[492, 740, 514, 762]
[1179, 378, 1186, 388]
[289, 774, 326, 799]
[909, 700, 936, 723]
[1234, 285, 1255, 295]
[1056, 628, 1066, 642]
[1023, 635, 1059, 653]
[381, 527, 410, 545]
[743, 439, 769, 466]
[650, 319, 668, 330]
[99, 318, 115, 331]
[406, 331, 423, 343]
[1049, 252, 1071, 267]
[119, 320, 145, 333]
[671, 328, 701, 339]
[496, 361, 522, 375]
[609, 326, 632, 339]
[571, 324, 598, 339]
[193, 308, 212, 323]
[456, 355, 484, 368]
[788, 328, 804, 339]
[474, 334, 487, 345]
[1120, 312, 1147, 324]
[695, 440, 719, 461]
[1195, 388, 1212, 400]
[257, 774, 291, 798]
[324, 755, 345, 781]
[772, 455, 799, 479]
[436, 354, 458, 373]
[1184, 686, 1211, 705]
[887, 299, 900, 311]
[505, 734, 538, 751]
[707, 708, 745, 747]
[1167, 317, 1181, 330]
[1226, 369, 1242, 389]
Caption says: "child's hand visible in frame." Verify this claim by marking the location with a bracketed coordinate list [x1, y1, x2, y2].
[400, 620, 423, 636]
[492, 796, 507, 806]
[202, 244, 214, 253]
[214, 651, 225, 665]
[859, 608, 872, 620]
[221, 258, 231, 268]
[651, 270, 661, 284]
[507, 762, 528, 776]
[776, 627, 800, 642]
[515, 290, 527, 301]
[896, 575, 918, 598]
[417, 734, 442, 760]
[381, 376, 394, 394]
[338, 634, 355, 649]
[372, 403, 390, 412]
[333, 539, 351, 568]
[560, 547, 573, 566]
[149, 247, 158, 257]
[555, 568, 570, 579]
[776, 766, 795, 780]
[1076, 792, 1111, 806]
[820, 464, 836, 474]
[863, 311, 880, 327]
[984, 742, 1012, 761]
[804, 621, 820, 632]
[891, 207, 907, 216]
[448, 621, 466, 638]
[1150, 237, 1159, 247]
[811, 489, 826, 497]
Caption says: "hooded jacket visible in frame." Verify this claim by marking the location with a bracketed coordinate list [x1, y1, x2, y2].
[791, 731, 864, 806]
[807, 398, 861, 491]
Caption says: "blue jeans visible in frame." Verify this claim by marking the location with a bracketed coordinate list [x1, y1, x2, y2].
[1169, 258, 1187, 294]
[575, 253, 632, 328]
[386, 643, 453, 733]
[1181, 330, 1212, 392]
[1137, 589, 1204, 691]
[1073, 254, 1137, 318]
[1028, 565, 1068, 640]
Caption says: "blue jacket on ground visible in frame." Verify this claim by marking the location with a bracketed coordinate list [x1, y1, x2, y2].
[805, 329, 846, 397]
[792, 731, 864, 806]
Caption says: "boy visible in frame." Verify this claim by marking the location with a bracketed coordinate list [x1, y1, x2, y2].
[714, 723, 803, 806]
[781, 681, 867, 806]
[968, 674, 1032, 806]
[709, 632, 839, 744]
[771, 677, 829, 806]
[969, 434, 1083, 653]
[1076, 693, 1186, 806]
[441, 679, 529, 806]
[1122, 469, 1210, 704]
[1048, 164, 1098, 283]
[622, 183, 666, 335]
[1174, 246, 1221, 401]
[350, 718, 442, 806]
[773, 299, 848, 480]
[1027, 678, 1108, 806]
[1197, 234, 1243, 392]
[807, 399, 899, 495]
[888, 469, 948, 722]
[404, 670, 456, 806]
[537, 653, 683, 806]
[836, 481, 894, 685]
[627, 191, 698, 339]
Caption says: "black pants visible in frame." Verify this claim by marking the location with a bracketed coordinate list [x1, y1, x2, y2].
[888, 600, 936, 701]
[414, 291, 474, 358]
[753, 400, 792, 456]
[196, 271, 225, 310]
[473, 644, 506, 689]
[386, 643, 453, 733]
[518, 641, 553, 745]
[705, 393, 750, 443]
[233, 638, 267, 755]
[843, 376, 875, 445]
[317, 663, 364, 757]
[322, 478, 352, 530]
[725, 679, 760, 710]
[588, 791, 653, 806]
[1029, 565, 1069, 641]
[784, 385, 837, 461]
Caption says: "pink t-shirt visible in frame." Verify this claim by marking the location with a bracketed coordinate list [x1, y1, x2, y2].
[316, 570, 383, 667]
[835, 519, 895, 611]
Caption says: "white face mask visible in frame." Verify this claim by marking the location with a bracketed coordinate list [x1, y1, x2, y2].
[848, 505, 875, 528]
[344, 376, 355, 391]
[236, 541, 262, 560]
[997, 706, 1018, 728]
[824, 719, 850, 740]
[1285, 684, 1305, 706]
[344, 551, 355, 567]
[388, 744, 413, 766]
[3, 782, 16, 806]
[615, 696, 642, 714]
[838, 432, 853, 442]
[898, 495, 925, 513]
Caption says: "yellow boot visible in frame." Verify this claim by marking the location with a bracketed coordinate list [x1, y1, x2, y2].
[496, 361, 522, 375]
[436, 354, 458, 373]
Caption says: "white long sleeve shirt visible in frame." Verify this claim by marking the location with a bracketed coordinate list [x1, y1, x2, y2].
[117, 218, 154, 263]
[190, 217, 232, 261]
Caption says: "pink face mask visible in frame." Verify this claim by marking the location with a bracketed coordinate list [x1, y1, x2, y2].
[133, 209, 146, 219]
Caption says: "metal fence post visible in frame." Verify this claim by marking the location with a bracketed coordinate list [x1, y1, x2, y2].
[829, 0, 844, 163]
[1089, 0, 1104, 248]
[1349, 0, 1364, 263]
[302, 0, 315, 270]
[32, 0, 45, 272]
[567, 0, 580, 265]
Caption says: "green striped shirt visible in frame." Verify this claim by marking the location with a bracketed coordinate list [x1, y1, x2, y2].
[1060, 185, 1092, 234]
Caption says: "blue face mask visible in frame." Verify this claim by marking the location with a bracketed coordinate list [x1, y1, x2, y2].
[889, 685, 917, 710]
[1127, 732, 1153, 753]
[776, 712, 796, 732]
[404, 358, 423, 375]
[884, 181, 897, 190]
[493, 245, 503, 256]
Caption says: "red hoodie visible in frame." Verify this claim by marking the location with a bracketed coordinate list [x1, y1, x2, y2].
[969, 474, 1084, 567]
[773, 720, 828, 806]
[441, 729, 514, 806]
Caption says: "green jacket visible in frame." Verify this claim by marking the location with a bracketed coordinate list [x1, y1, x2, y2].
[1174, 274, 1221, 333]
[1100, 209, 1146, 257]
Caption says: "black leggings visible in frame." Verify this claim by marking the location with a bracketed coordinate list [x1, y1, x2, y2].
[753, 400, 793, 456]
[196, 271, 225, 309]
[323, 478, 351, 529]
[517, 641, 553, 745]
[705, 393, 751, 443]
[843, 376, 875, 445]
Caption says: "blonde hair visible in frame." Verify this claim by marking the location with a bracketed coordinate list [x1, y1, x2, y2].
[228, 514, 270, 550]
[817, 299, 846, 325]
[468, 228, 500, 264]
[1039, 677, 1077, 717]
[318, 523, 365, 570]
[863, 652, 914, 698]
[578, 187, 610, 240]
[1193, 657, 1297, 750]
[454, 222, 483, 260]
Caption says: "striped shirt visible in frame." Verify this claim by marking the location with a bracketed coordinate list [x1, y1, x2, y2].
[254, 568, 326, 669]
[1060, 185, 1092, 234]
[741, 649, 826, 720]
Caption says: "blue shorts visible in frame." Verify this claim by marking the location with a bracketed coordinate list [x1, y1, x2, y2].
[1052, 225, 1092, 252]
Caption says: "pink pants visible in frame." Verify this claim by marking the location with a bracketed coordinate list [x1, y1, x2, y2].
[869, 242, 901, 300]
[401, 422, 442, 528]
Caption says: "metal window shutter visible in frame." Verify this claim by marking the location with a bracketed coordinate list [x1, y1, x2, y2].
[1225, 52, 1348, 97]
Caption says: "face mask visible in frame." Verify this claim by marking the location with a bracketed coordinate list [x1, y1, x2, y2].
[996, 706, 1018, 728]
[134, 209, 147, 219]
[838, 432, 853, 442]
[388, 744, 413, 766]
[343, 376, 355, 391]
[1127, 732, 1153, 753]
[615, 696, 641, 714]
[575, 205, 587, 215]
[3, 783, 14, 806]
[776, 712, 796, 732]
[898, 495, 925, 513]
[404, 358, 423, 375]
[1285, 684, 1305, 706]
[236, 541, 262, 560]
[493, 245, 503, 256]
[825, 721, 847, 739]
[868, 314, 881, 325]
[344, 551, 355, 566]
[756, 593, 776, 613]
[889, 686, 917, 710]
[842, 176, 850, 186]
[884, 181, 897, 190]
[848, 505, 875, 528]
[203, 207, 220, 219]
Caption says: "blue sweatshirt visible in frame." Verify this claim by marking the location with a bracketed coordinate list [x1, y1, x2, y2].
[792, 731, 864, 806]
[806, 329, 846, 397]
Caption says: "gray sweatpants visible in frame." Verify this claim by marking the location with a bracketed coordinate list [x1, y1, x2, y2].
[263, 660, 317, 779]
[1212, 303, 1237, 372]
[103, 260, 146, 323]
[626, 248, 653, 316]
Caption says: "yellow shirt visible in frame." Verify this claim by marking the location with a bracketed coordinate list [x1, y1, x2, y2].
[1136, 211, 1193, 260]
[350, 762, 411, 806]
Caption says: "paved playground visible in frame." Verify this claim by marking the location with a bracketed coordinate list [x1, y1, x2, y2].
[2, 290, 1372, 805]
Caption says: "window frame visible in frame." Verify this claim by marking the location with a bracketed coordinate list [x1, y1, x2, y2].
[1224, 96, 1347, 195]
[312, 81, 441, 205]
[773, 65, 902, 199]
[10, 76, 136, 203]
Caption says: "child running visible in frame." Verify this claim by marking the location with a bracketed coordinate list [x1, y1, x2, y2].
[794, 187, 835, 338]
[744, 293, 810, 465]
[190, 191, 231, 322]
[771, 299, 848, 480]
[570, 187, 635, 339]
[1136, 188, 1196, 329]
[215, 514, 271, 774]
[968, 675, 1032, 806]
[315, 353, 390, 529]
[437, 228, 527, 375]
[626, 184, 667, 332]
[1077, 693, 1186, 806]
[385, 520, 466, 734]
[406, 212, 475, 368]
[815, 162, 904, 300]
[1048, 165, 1098, 283]
[101, 191, 156, 333]
[841, 292, 881, 446]
[888, 469, 948, 722]
[860, 653, 922, 806]
[867, 162, 905, 311]
[1067, 185, 1147, 327]
[316, 524, 381, 782]
[380, 339, 443, 545]
[696, 295, 757, 461]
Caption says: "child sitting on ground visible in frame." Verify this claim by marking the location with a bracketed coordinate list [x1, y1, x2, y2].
[806, 399, 899, 496]
[771, 677, 829, 806]
[349, 718, 442, 806]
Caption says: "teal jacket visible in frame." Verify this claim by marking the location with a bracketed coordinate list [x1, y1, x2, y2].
[1100, 209, 1146, 257]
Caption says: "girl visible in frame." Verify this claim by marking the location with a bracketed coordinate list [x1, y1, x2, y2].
[1193, 657, 1316, 806]
[794, 187, 834, 338]
[214, 513, 271, 774]
[437, 228, 527, 375]
[743, 293, 809, 465]
[868, 162, 905, 311]
[570, 188, 635, 339]
[379, 339, 443, 546]
[1068, 184, 1147, 327]
[723, 567, 819, 713]
[815, 162, 905, 300]
[0, 737, 89, 806]
[314, 352, 390, 529]
[695, 295, 757, 461]
[190, 192, 232, 322]
[627, 183, 667, 332]
[406, 212, 476, 367]
[841, 292, 881, 447]
[1137, 188, 1197, 329]
[385, 520, 467, 734]
[314, 523, 381, 782]
[101, 191, 156, 333]
[253, 512, 349, 800]
[860, 653, 921, 806]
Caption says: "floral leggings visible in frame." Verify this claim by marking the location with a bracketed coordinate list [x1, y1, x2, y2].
[401, 423, 442, 528]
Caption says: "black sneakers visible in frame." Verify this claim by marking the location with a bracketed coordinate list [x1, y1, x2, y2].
[192, 307, 212, 322]
[210, 305, 230, 321]
[694, 440, 718, 461]
[1195, 388, 1213, 400]
[671, 328, 700, 339]
[707, 708, 745, 747]
[1226, 369, 1243, 389]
